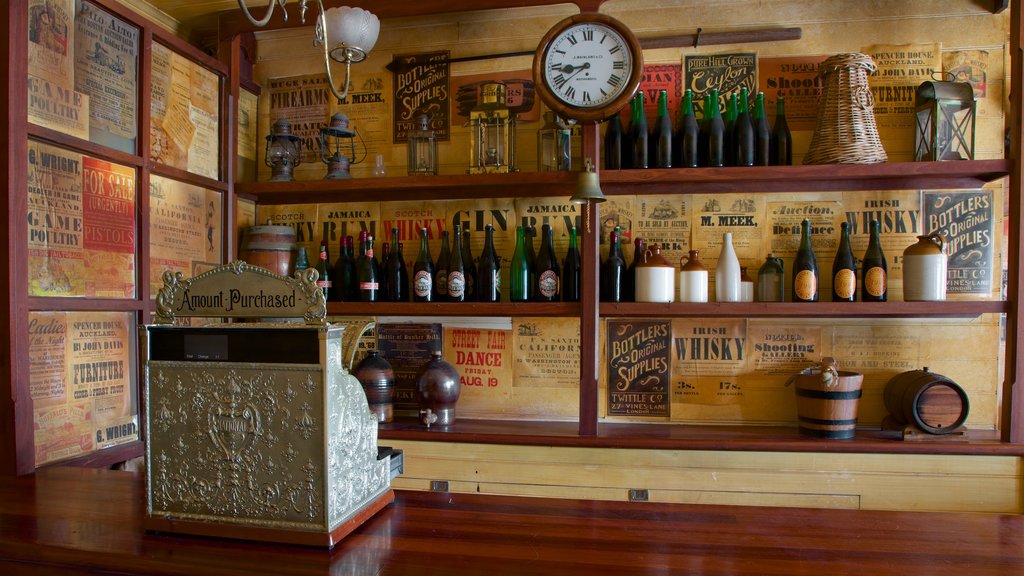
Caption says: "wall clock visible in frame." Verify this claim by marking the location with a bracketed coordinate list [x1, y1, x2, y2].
[532, 12, 643, 123]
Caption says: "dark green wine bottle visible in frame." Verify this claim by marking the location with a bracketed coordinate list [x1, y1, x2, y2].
[477, 224, 500, 302]
[604, 113, 623, 170]
[385, 228, 407, 302]
[447, 225, 466, 302]
[792, 219, 819, 302]
[732, 87, 754, 167]
[461, 228, 476, 301]
[675, 89, 699, 168]
[723, 91, 737, 167]
[654, 90, 673, 168]
[753, 92, 771, 166]
[624, 236, 644, 302]
[525, 225, 537, 299]
[631, 92, 649, 169]
[434, 230, 450, 299]
[315, 240, 331, 300]
[704, 90, 725, 167]
[356, 231, 380, 302]
[331, 235, 354, 301]
[562, 225, 581, 302]
[412, 227, 434, 302]
[831, 222, 857, 302]
[509, 225, 529, 302]
[601, 226, 626, 302]
[770, 97, 792, 166]
[533, 224, 560, 302]
[861, 219, 888, 302]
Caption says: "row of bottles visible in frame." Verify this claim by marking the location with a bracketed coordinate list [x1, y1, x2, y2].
[314, 224, 584, 303]
[597, 218, 889, 303]
[604, 88, 792, 170]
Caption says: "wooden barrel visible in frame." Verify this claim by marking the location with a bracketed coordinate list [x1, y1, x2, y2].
[792, 367, 863, 439]
[883, 368, 969, 434]
[239, 225, 295, 277]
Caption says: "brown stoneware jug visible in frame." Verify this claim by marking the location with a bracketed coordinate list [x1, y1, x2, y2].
[415, 350, 461, 427]
[353, 350, 395, 423]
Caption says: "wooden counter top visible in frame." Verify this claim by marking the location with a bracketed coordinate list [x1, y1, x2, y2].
[0, 467, 1020, 575]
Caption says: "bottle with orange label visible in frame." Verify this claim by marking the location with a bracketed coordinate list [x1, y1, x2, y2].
[792, 218, 819, 302]
[831, 222, 857, 302]
[861, 219, 888, 302]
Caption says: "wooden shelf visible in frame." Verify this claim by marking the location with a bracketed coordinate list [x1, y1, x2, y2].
[378, 418, 1024, 456]
[234, 159, 1010, 204]
[600, 300, 1008, 318]
[327, 301, 580, 317]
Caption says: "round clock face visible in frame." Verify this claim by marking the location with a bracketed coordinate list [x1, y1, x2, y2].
[533, 14, 642, 122]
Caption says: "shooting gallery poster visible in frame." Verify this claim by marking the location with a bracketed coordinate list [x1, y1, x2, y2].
[757, 55, 828, 131]
[30, 310, 137, 466]
[392, 50, 450, 143]
[150, 42, 220, 179]
[923, 190, 994, 296]
[607, 319, 671, 417]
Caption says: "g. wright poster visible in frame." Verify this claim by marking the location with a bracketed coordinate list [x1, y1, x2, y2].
[607, 319, 671, 417]
[392, 51, 450, 143]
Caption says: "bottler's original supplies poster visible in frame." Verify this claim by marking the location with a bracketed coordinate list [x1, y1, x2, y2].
[392, 51, 450, 143]
[923, 190, 994, 295]
[607, 319, 671, 417]
[30, 311, 136, 467]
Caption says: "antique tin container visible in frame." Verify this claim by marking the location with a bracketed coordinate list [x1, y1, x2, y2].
[141, 262, 394, 547]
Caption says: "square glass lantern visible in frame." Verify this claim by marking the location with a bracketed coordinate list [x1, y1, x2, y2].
[468, 82, 517, 174]
[914, 79, 976, 161]
[537, 111, 571, 172]
[407, 113, 438, 175]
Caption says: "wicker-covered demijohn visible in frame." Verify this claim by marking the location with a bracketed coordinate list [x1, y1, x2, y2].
[803, 53, 888, 165]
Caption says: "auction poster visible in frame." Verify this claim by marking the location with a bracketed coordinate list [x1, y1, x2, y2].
[149, 175, 222, 297]
[27, 141, 135, 298]
[74, 1, 138, 141]
[634, 194, 691, 267]
[377, 323, 442, 415]
[392, 50, 450, 143]
[864, 43, 942, 132]
[607, 319, 671, 417]
[757, 55, 827, 131]
[671, 319, 747, 406]
[445, 327, 514, 401]
[28, 0, 73, 85]
[150, 42, 220, 179]
[265, 73, 332, 179]
[765, 199, 843, 283]
[684, 52, 756, 115]
[923, 190, 994, 295]
[30, 311, 136, 466]
[512, 317, 580, 389]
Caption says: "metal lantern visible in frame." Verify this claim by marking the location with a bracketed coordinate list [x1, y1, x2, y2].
[537, 111, 571, 172]
[265, 118, 302, 181]
[467, 81, 517, 174]
[320, 112, 357, 179]
[914, 78, 976, 161]
[407, 113, 438, 175]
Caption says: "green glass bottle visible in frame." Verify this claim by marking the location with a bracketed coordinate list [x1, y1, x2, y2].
[293, 246, 309, 274]
[434, 230, 450, 299]
[861, 219, 888, 302]
[771, 97, 792, 166]
[703, 90, 725, 167]
[654, 89, 673, 168]
[631, 92, 649, 169]
[604, 113, 624, 170]
[732, 87, 754, 167]
[524, 225, 537, 299]
[461, 228, 476, 301]
[562, 225, 581, 302]
[477, 224, 500, 302]
[792, 219, 819, 302]
[412, 227, 434, 302]
[447, 225, 466, 302]
[753, 92, 771, 166]
[601, 226, 626, 302]
[509, 225, 530, 302]
[675, 89, 699, 168]
[831, 222, 857, 302]
[724, 91, 738, 167]
[356, 231, 380, 302]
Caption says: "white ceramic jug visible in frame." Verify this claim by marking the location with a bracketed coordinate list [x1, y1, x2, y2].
[903, 233, 947, 301]
[635, 244, 675, 303]
[678, 250, 709, 303]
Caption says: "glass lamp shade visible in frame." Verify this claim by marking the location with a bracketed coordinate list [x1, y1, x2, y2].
[468, 82, 517, 174]
[324, 6, 380, 62]
[265, 118, 302, 182]
[914, 80, 976, 161]
[537, 111, 571, 172]
[408, 114, 438, 175]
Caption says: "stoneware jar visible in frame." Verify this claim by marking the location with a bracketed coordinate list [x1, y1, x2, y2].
[757, 254, 785, 302]
[678, 250, 709, 303]
[352, 350, 395, 423]
[902, 233, 947, 301]
[635, 244, 675, 303]
[415, 350, 461, 427]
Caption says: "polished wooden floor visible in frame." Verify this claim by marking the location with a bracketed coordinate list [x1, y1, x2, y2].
[0, 467, 1020, 575]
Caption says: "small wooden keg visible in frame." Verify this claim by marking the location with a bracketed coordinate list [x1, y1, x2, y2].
[239, 224, 296, 277]
[883, 368, 969, 435]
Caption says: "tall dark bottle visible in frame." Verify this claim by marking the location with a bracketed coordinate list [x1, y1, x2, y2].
[861, 219, 888, 302]
[831, 222, 857, 302]
[356, 231, 380, 302]
[315, 240, 332, 300]
[385, 228, 408, 302]
[461, 228, 476, 301]
[631, 92, 649, 169]
[332, 235, 355, 301]
[524, 225, 537, 299]
[477, 224, 500, 302]
[732, 87, 754, 166]
[434, 230, 450, 299]
[653, 90, 673, 168]
[379, 242, 391, 298]
[753, 92, 771, 166]
[601, 226, 626, 302]
[702, 90, 725, 167]
[604, 113, 624, 170]
[674, 89, 699, 168]
[792, 219, 819, 302]
[412, 227, 435, 302]
[509, 225, 530, 302]
[770, 96, 793, 166]
[533, 224, 560, 302]
[447, 225, 466, 302]
[562, 225, 581, 302]
[723, 91, 737, 167]
[623, 236, 645, 302]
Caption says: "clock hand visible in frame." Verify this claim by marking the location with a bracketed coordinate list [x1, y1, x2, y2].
[563, 61, 591, 81]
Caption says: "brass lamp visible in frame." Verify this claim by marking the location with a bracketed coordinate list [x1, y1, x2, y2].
[914, 76, 976, 161]
[570, 158, 606, 234]
[468, 82, 517, 174]
[265, 118, 302, 182]
[537, 111, 571, 172]
[407, 113, 438, 175]
[320, 112, 357, 179]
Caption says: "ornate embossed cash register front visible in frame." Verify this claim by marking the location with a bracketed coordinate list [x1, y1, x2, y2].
[141, 261, 397, 547]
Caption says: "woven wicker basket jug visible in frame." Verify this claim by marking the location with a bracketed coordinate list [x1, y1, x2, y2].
[803, 53, 887, 164]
